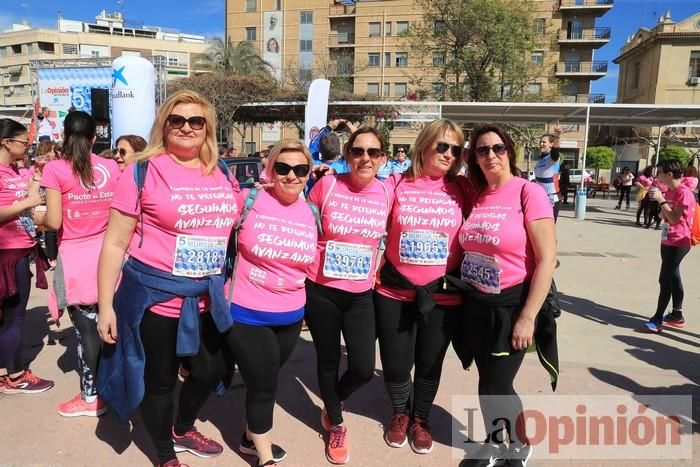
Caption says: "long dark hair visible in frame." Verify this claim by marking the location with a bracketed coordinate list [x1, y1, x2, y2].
[467, 125, 518, 190]
[63, 111, 96, 188]
[0, 118, 27, 140]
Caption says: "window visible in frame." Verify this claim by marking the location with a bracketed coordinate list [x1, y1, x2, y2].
[368, 53, 380, 67]
[533, 18, 546, 34]
[368, 22, 380, 37]
[431, 82, 444, 98]
[397, 21, 409, 34]
[531, 51, 544, 66]
[434, 20, 445, 34]
[300, 11, 313, 24]
[245, 27, 257, 41]
[0, 47, 5, 58]
[385, 52, 391, 67]
[244, 142, 256, 155]
[26, 43, 33, 55]
[433, 53, 445, 67]
[246, 0, 256, 12]
[11, 44, 21, 55]
[689, 51, 700, 79]
[385, 22, 392, 36]
[395, 52, 408, 67]
[367, 83, 379, 96]
[300, 40, 313, 52]
[91, 50, 100, 58]
[395, 82, 407, 97]
[62, 43, 78, 55]
[37, 42, 55, 54]
[299, 69, 312, 82]
[631, 62, 640, 89]
[14, 85, 25, 96]
[527, 83, 542, 95]
[276, 0, 281, 10]
[384, 83, 390, 97]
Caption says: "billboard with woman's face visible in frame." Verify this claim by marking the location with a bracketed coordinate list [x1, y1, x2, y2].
[264, 11, 282, 82]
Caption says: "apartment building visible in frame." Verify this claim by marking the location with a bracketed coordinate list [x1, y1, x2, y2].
[226, 0, 613, 160]
[0, 10, 209, 108]
[613, 10, 700, 164]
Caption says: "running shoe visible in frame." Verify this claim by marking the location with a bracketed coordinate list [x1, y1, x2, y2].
[172, 427, 223, 458]
[326, 425, 349, 464]
[239, 432, 287, 462]
[1, 369, 54, 394]
[384, 412, 410, 448]
[459, 443, 507, 467]
[57, 393, 108, 417]
[409, 417, 433, 454]
[321, 402, 344, 432]
[644, 317, 663, 333]
[508, 443, 533, 467]
[158, 459, 189, 467]
[663, 313, 686, 328]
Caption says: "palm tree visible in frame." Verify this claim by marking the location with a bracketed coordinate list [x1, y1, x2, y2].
[198, 36, 273, 80]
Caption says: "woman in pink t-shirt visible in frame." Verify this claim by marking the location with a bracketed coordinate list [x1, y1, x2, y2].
[375, 119, 465, 455]
[0, 118, 54, 395]
[645, 159, 697, 332]
[458, 125, 557, 464]
[305, 127, 392, 464]
[41, 111, 120, 418]
[224, 140, 317, 467]
[97, 91, 238, 466]
[635, 166, 654, 226]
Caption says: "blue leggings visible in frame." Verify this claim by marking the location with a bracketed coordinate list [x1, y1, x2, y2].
[0, 254, 32, 374]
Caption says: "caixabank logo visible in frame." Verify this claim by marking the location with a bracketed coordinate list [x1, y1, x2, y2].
[112, 66, 135, 99]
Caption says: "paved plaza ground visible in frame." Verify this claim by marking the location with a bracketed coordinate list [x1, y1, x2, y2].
[1, 196, 698, 466]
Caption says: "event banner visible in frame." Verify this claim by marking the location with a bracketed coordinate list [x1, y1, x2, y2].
[304, 79, 330, 147]
[111, 55, 156, 142]
[36, 67, 112, 141]
[263, 11, 283, 82]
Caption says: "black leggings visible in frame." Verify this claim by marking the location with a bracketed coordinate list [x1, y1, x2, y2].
[0, 254, 31, 374]
[637, 195, 650, 224]
[465, 308, 527, 445]
[374, 292, 458, 421]
[653, 244, 691, 318]
[305, 281, 375, 426]
[617, 185, 632, 207]
[647, 200, 661, 228]
[225, 320, 301, 434]
[140, 311, 226, 464]
[67, 304, 100, 397]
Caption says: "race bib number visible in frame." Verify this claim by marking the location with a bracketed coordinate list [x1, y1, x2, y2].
[323, 241, 372, 280]
[661, 223, 669, 241]
[461, 251, 501, 294]
[398, 230, 449, 265]
[173, 234, 227, 278]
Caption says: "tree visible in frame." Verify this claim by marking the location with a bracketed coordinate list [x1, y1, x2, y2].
[404, 0, 539, 101]
[198, 37, 274, 80]
[658, 144, 691, 166]
[586, 146, 615, 170]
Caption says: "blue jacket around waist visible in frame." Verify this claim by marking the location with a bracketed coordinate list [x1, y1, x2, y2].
[96, 257, 234, 423]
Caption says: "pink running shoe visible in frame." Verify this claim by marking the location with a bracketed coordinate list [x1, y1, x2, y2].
[172, 427, 223, 458]
[1, 370, 54, 394]
[57, 393, 108, 417]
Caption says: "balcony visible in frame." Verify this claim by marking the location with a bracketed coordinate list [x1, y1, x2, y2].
[560, 93, 606, 103]
[328, 32, 355, 47]
[558, 27, 611, 47]
[555, 61, 608, 78]
[559, 0, 613, 16]
[329, 3, 356, 17]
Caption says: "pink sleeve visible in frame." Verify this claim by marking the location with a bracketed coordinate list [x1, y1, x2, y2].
[678, 188, 696, 210]
[307, 173, 327, 208]
[40, 161, 62, 191]
[111, 165, 139, 215]
[522, 182, 554, 223]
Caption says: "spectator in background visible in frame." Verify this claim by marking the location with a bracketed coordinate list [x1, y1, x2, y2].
[535, 124, 562, 221]
[37, 107, 56, 142]
[228, 146, 239, 158]
[635, 166, 654, 227]
[390, 146, 412, 174]
[114, 134, 147, 171]
[218, 146, 227, 158]
[559, 161, 571, 205]
[681, 165, 698, 194]
[614, 166, 634, 210]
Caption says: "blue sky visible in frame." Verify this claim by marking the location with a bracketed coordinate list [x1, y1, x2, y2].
[1, 0, 698, 102]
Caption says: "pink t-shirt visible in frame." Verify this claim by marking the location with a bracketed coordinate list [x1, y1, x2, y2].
[307, 174, 393, 293]
[637, 175, 653, 189]
[661, 183, 696, 248]
[41, 154, 120, 242]
[459, 177, 553, 292]
[681, 176, 698, 192]
[0, 163, 35, 250]
[111, 154, 240, 317]
[375, 174, 464, 305]
[232, 188, 318, 312]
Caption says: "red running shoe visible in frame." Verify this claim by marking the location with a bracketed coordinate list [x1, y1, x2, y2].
[409, 417, 433, 454]
[384, 412, 410, 448]
[172, 427, 223, 458]
[1, 369, 54, 394]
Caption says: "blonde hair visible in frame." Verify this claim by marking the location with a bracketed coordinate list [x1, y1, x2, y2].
[264, 139, 313, 180]
[405, 119, 464, 180]
[137, 90, 219, 174]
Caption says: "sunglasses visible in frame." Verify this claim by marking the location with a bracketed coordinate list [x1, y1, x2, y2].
[396, 148, 406, 153]
[166, 114, 206, 130]
[112, 148, 127, 158]
[475, 144, 507, 157]
[435, 142, 462, 158]
[273, 162, 310, 177]
[349, 147, 384, 159]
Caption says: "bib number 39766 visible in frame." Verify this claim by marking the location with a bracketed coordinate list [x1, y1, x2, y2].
[398, 230, 449, 265]
[461, 251, 501, 294]
[173, 234, 227, 278]
[322, 240, 373, 280]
